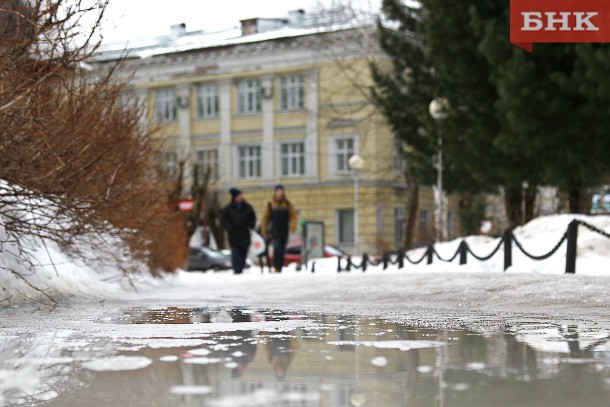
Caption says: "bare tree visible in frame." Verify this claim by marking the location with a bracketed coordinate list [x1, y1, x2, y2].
[0, 0, 188, 288]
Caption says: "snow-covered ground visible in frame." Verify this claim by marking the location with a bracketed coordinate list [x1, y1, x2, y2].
[1, 213, 609, 318]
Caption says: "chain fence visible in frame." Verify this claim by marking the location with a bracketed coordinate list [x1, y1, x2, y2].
[333, 219, 609, 275]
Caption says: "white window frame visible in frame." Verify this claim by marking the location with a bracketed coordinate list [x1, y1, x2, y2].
[280, 74, 305, 111]
[195, 83, 218, 119]
[154, 88, 177, 123]
[280, 142, 305, 177]
[193, 148, 219, 182]
[237, 145, 261, 179]
[336, 208, 355, 246]
[332, 136, 356, 174]
[237, 79, 261, 114]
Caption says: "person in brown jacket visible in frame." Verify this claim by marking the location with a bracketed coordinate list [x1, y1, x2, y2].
[261, 185, 297, 273]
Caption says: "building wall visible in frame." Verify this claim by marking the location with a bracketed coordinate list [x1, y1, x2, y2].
[95, 30, 461, 254]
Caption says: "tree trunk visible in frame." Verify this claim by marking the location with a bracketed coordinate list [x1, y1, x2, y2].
[401, 168, 419, 250]
[568, 181, 583, 214]
[504, 186, 521, 229]
[524, 185, 537, 223]
[207, 190, 225, 250]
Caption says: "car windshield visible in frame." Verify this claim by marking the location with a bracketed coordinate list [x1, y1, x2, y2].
[201, 247, 227, 260]
[324, 245, 345, 256]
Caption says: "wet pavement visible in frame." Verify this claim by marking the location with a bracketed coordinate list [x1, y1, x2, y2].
[1, 305, 609, 406]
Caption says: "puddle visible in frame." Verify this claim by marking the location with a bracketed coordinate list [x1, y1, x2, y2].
[1, 307, 609, 406]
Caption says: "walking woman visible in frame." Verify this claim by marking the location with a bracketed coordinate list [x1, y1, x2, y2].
[261, 185, 297, 273]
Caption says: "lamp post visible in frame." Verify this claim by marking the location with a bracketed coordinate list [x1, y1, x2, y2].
[429, 98, 448, 242]
[348, 154, 365, 255]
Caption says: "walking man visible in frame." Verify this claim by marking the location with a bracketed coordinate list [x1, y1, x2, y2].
[221, 188, 256, 274]
[261, 185, 297, 273]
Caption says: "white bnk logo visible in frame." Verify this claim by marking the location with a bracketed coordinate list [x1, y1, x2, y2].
[522, 12, 599, 31]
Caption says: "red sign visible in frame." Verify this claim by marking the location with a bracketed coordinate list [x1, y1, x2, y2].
[178, 199, 194, 212]
[510, 0, 610, 52]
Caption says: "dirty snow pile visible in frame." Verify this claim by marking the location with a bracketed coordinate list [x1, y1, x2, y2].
[0, 181, 154, 305]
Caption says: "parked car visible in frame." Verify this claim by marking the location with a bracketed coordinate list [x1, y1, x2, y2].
[267, 244, 348, 267]
[187, 247, 231, 271]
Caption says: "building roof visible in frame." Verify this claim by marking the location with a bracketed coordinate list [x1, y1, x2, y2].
[95, 10, 369, 62]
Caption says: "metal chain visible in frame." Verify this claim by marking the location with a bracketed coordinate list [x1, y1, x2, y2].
[577, 220, 610, 240]
[404, 250, 429, 265]
[512, 231, 568, 261]
[338, 219, 609, 272]
[433, 246, 461, 263]
[466, 238, 504, 261]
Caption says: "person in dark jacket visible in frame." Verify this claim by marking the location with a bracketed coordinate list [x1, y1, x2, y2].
[221, 188, 256, 274]
[261, 185, 297, 273]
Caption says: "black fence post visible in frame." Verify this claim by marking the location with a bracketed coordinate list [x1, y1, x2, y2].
[362, 253, 368, 272]
[459, 240, 468, 266]
[382, 252, 389, 270]
[397, 249, 404, 269]
[337, 256, 342, 273]
[311, 261, 316, 273]
[346, 256, 352, 272]
[503, 229, 513, 271]
[565, 220, 579, 274]
[426, 245, 434, 265]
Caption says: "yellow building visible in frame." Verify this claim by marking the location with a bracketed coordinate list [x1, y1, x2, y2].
[93, 12, 460, 254]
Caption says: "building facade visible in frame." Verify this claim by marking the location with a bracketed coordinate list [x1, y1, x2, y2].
[93, 12, 459, 254]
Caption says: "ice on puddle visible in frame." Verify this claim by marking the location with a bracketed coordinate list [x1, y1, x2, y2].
[327, 340, 441, 351]
[120, 338, 211, 349]
[82, 355, 152, 372]
[170, 385, 213, 395]
[184, 357, 222, 365]
[417, 365, 434, 374]
[207, 388, 320, 407]
[466, 362, 486, 371]
[232, 351, 244, 357]
[453, 383, 470, 392]
[371, 356, 388, 367]
[160, 355, 179, 362]
[320, 383, 337, 392]
[0, 365, 40, 395]
[188, 348, 211, 356]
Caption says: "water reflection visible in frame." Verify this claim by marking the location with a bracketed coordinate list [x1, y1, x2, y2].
[0, 307, 609, 406]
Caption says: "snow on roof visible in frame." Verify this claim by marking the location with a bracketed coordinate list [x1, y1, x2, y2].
[96, 19, 367, 61]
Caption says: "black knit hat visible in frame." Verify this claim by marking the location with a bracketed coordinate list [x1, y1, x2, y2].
[229, 187, 242, 199]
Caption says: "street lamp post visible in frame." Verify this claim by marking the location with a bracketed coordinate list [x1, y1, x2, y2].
[348, 154, 365, 255]
[429, 98, 448, 243]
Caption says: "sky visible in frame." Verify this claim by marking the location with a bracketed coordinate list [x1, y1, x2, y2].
[99, 0, 382, 44]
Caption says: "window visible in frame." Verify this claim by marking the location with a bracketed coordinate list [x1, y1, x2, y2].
[337, 209, 354, 245]
[418, 209, 430, 242]
[238, 146, 261, 179]
[395, 207, 405, 246]
[336, 138, 355, 173]
[154, 88, 176, 122]
[395, 152, 407, 177]
[280, 75, 304, 111]
[237, 79, 261, 114]
[163, 151, 179, 180]
[196, 84, 218, 118]
[280, 142, 305, 177]
[193, 149, 219, 182]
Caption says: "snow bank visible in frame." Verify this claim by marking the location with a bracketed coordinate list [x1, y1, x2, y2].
[1, 208, 609, 314]
[0, 181, 156, 305]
